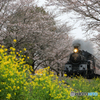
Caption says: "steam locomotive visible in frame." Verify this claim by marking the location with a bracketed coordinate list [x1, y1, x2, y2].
[64, 43, 95, 78]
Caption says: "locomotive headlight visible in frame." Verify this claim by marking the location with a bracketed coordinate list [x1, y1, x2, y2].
[74, 48, 78, 53]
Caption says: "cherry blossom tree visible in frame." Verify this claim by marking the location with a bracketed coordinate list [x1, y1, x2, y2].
[0, 0, 73, 75]
[47, 0, 100, 33]
[90, 34, 100, 66]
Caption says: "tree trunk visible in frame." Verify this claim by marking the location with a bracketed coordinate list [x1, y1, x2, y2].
[32, 61, 35, 74]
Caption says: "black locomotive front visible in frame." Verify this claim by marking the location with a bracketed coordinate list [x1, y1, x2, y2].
[64, 46, 95, 78]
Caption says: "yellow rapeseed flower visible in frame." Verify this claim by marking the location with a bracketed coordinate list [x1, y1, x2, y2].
[24, 87, 26, 90]
[13, 86, 16, 89]
[6, 93, 11, 99]
[10, 47, 13, 49]
[27, 57, 29, 59]
[21, 81, 24, 84]
[5, 87, 8, 89]
[50, 74, 54, 77]
[48, 66, 50, 69]
[16, 52, 19, 54]
[4, 48, 8, 51]
[73, 84, 75, 86]
[62, 80, 65, 83]
[3, 61, 10, 65]
[12, 48, 15, 51]
[1, 45, 4, 48]
[43, 87, 46, 89]
[13, 39, 17, 43]
[14, 93, 16, 95]
[17, 86, 20, 89]
[10, 71, 14, 76]
[64, 74, 67, 77]
[49, 94, 51, 96]
[67, 85, 70, 87]
[17, 81, 19, 83]
[23, 48, 26, 51]
[10, 52, 13, 54]
[24, 55, 26, 57]
[0, 49, 4, 53]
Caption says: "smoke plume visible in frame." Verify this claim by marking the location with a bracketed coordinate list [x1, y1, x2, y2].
[72, 39, 94, 54]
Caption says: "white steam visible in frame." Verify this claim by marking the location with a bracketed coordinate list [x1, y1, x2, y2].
[72, 39, 94, 54]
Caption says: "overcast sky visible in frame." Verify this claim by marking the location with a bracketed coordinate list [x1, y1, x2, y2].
[55, 13, 86, 39]
[35, 0, 86, 40]
[34, 0, 99, 55]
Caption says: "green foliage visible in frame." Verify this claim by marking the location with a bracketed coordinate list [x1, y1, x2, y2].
[26, 58, 33, 65]
[64, 76, 100, 99]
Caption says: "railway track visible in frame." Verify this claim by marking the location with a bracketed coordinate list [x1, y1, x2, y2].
[57, 72, 100, 83]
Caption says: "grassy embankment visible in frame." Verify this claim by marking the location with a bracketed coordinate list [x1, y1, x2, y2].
[0, 40, 100, 100]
